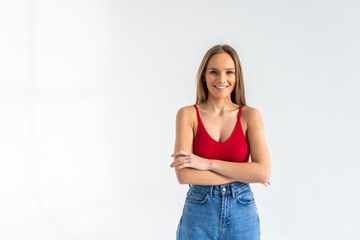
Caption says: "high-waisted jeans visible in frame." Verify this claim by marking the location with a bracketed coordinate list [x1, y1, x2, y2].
[176, 181, 260, 240]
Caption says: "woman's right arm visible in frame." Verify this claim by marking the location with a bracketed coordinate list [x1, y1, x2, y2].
[172, 106, 237, 185]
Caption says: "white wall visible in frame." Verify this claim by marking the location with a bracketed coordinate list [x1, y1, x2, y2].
[1, 0, 359, 239]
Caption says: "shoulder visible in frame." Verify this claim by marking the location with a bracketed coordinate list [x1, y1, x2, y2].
[175, 105, 197, 127]
[176, 105, 196, 118]
[241, 106, 264, 127]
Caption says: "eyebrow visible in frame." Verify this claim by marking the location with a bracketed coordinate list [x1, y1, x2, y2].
[208, 67, 235, 70]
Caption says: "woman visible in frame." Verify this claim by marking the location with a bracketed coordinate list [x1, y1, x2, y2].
[170, 44, 271, 239]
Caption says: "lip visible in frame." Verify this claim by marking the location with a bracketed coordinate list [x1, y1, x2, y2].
[214, 85, 229, 89]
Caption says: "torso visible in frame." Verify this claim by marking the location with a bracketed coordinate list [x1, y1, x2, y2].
[191, 103, 249, 143]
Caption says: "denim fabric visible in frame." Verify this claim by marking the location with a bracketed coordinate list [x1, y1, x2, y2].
[176, 181, 260, 240]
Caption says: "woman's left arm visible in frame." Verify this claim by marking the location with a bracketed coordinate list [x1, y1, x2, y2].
[208, 107, 271, 184]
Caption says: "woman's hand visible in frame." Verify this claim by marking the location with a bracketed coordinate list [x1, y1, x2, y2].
[262, 180, 271, 187]
[170, 151, 272, 187]
[170, 150, 210, 171]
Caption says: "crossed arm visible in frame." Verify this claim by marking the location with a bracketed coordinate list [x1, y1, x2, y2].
[172, 106, 271, 186]
[175, 161, 268, 185]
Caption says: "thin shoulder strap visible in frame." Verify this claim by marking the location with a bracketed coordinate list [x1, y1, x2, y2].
[193, 104, 202, 124]
[238, 106, 242, 120]
[193, 104, 200, 117]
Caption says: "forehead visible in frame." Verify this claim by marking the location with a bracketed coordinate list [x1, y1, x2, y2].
[207, 53, 235, 68]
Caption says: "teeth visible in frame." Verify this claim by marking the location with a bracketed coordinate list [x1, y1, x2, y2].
[214, 85, 228, 89]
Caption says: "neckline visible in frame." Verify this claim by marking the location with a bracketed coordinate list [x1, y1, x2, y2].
[194, 104, 241, 144]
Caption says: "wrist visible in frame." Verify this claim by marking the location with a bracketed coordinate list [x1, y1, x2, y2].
[208, 159, 214, 171]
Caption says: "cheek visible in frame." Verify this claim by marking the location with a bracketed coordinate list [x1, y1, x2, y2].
[205, 76, 216, 85]
[205, 74, 215, 80]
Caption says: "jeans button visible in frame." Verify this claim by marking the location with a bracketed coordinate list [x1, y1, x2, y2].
[222, 187, 226, 192]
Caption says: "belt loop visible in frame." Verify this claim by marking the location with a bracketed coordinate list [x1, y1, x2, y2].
[230, 184, 235, 198]
[210, 186, 213, 197]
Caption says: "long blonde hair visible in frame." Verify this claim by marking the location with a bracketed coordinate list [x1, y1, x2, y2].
[195, 44, 247, 107]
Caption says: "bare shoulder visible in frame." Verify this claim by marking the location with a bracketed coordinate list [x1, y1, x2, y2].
[176, 104, 196, 128]
[176, 104, 196, 118]
[241, 106, 264, 127]
[177, 104, 196, 113]
[174, 105, 197, 154]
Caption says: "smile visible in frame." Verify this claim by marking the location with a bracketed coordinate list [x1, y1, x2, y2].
[214, 85, 229, 89]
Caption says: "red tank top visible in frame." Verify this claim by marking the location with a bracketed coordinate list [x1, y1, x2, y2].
[193, 104, 250, 163]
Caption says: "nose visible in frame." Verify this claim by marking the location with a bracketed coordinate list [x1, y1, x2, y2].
[220, 72, 227, 83]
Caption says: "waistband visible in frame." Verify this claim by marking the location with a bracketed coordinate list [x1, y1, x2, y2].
[188, 181, 250, 198]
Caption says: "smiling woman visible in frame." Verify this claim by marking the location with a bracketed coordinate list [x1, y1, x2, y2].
[170, 44, 271, 239]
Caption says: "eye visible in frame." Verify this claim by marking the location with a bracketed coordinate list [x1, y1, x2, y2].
[227, 71, 234, 74]
[210, 71, 218, 74]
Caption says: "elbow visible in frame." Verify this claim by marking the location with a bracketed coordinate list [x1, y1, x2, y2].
[262, 174, 270, 183]
[175, 169, 188, 184]
[262, 168, 271, 183]
[178, 178, 187, 185]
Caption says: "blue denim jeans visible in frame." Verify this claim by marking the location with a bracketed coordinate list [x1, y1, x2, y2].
[176, 181, 260, 240]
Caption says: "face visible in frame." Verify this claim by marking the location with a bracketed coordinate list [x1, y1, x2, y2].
[203, 53, 236, 99]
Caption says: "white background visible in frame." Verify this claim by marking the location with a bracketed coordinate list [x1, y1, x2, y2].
[1, 0, 359, 239]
